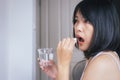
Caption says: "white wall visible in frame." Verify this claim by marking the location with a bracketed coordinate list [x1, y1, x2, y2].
[0, 0, 9, 80]
[0, 0, 36, 80]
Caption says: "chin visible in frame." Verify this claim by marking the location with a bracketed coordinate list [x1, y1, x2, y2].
[79, 47, 87, 52]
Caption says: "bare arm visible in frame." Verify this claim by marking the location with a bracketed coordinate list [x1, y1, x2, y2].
[56, 38, 76, 80]
[82, 52, 120, 80]
[57, 65, 70, 80]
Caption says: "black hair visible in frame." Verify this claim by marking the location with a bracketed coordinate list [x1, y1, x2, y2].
[73, 0, 120, 59]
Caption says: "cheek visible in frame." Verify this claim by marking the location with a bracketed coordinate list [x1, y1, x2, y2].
[86, 24, 94, 39]
[85, 27, 94, 44]
[86, 31, 94, 46]
[73, 26, 77, 34]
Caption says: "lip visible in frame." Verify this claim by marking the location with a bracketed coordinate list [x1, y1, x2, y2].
[77, 39, 84, 44]
[75, 34, 85, 44]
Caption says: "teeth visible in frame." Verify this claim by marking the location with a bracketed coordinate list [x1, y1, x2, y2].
[74, 38, 77, 43]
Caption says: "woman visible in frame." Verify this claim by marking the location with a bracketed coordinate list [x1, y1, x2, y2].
[39, 0, 120, 80]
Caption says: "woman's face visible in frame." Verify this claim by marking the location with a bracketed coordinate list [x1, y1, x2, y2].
[74, 11, 94, 51]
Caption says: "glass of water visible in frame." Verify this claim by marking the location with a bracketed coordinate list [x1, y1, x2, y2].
[37, 48, 54, 61]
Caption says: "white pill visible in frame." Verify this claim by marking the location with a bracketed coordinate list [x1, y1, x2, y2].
[74, 38, 77, 43]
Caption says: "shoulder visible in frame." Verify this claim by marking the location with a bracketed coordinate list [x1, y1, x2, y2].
[90, 51, 116, 65]
[88, 51, 117, 72]
[89, 51, 118, 67]
[83, 51, 120, 80]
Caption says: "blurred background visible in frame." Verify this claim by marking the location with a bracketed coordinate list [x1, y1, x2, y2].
[0, 0, 119, 80]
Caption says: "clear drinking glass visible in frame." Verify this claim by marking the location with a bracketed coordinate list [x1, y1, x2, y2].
[37, 48, 54, 61]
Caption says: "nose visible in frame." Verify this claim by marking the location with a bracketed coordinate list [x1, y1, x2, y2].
[74, 24, 83, 32]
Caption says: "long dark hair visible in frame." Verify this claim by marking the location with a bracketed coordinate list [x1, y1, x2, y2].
[73, 0, 120, 59]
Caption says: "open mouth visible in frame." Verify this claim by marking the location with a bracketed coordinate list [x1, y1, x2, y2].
[78, 37, 84, 42]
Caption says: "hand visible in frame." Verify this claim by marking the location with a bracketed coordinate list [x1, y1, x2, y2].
[57, 38, 76, 67]
[38, 58, 58, 79]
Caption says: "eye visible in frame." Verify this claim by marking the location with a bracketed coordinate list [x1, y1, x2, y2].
[86, 20, 91, 24]
[73, 17, 78, 24]
[83, 18, 91, 24]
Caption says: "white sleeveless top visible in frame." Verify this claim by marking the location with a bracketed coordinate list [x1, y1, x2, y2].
[80, 51, 120, 80]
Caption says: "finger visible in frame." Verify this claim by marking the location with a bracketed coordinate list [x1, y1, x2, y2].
[69, 38, 76, 50]
[39, 60, 43, 66]
[61, 38, 66, 47]
[44, 68, 48, 72]
[40, 65, 44, 70]
[39, 59, 45, 66]
[64, 38, 71, 48]
[39, 61, 47, 70]
[37, 58, 40, 62]
[57, 41, 61, 53]
[42, 60, 47, 66]
[47, 60, 55, 66]
[57, 41, 61, 48]
[39, 61, 44, 70]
